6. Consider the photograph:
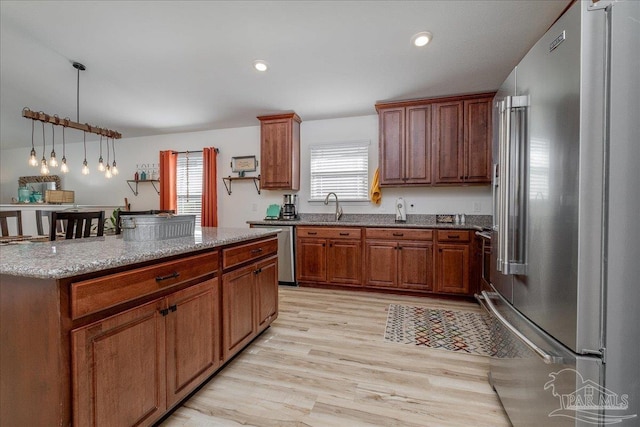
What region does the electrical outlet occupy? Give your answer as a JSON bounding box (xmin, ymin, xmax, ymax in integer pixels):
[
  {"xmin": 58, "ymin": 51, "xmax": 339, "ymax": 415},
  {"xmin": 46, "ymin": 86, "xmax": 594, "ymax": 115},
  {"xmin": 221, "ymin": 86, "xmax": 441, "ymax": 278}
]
[
  {"xmin": 473, "ymin": 202, "xmax": 481, "ymax": 213},
  {"xmin": 409, "ymin": 203, "xmax": 415, "ymax": 212}
]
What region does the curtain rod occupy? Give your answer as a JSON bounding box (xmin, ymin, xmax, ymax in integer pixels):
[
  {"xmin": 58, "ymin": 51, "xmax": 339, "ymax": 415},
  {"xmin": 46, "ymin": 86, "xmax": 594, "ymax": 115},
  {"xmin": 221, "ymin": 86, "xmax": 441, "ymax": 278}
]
[{"xmin": 175, "ymin": 148, "xmax": 219, "ymax": 154}]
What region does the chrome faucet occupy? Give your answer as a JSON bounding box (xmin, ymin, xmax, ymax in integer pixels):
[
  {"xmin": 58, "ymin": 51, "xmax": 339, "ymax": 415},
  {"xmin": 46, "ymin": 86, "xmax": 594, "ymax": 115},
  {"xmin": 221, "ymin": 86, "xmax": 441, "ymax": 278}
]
[{"xmin": 324, "ymin": 192, "xmax": 343, "ymax": 221}]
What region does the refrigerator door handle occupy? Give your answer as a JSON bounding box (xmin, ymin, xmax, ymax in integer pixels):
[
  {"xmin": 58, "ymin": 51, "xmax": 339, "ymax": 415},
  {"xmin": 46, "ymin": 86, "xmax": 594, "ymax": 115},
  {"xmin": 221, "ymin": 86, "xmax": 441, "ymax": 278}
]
[
  {"xmin": 499, "ymin": 95, "xmax": 528, "ymax": 275},
  {"xmin": 481, "ymin": 291, "xmax": 564, "ymax": 364}
]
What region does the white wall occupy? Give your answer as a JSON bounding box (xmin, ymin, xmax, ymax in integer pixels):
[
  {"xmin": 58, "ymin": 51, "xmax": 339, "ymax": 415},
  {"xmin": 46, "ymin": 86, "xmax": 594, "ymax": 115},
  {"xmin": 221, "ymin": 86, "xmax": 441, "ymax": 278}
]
[{"xmin": 0, "ymin": 115, "xmax": 491, "ymax": 227}]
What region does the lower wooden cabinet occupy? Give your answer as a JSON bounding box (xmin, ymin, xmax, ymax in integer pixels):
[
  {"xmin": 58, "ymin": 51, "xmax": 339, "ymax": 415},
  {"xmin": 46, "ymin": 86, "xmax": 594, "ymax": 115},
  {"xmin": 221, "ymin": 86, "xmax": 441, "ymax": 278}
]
[
  {"xmin": 222, "ymin": 255, "xmax": 278, "ymax": 360},
  {"xmin": 296, "ymin": 227, "xmax": 362, "ymax": 286},
  {"xmin": 72, "ymin": 279, "xmax": 219, "ymax": 426},
  {"xmin": 435, "ymin": 230, "xmax": 471, "ymax": 295},
  {"xmin": 364, "ymin": 228, "xmax": 433, "ymax": 291}
]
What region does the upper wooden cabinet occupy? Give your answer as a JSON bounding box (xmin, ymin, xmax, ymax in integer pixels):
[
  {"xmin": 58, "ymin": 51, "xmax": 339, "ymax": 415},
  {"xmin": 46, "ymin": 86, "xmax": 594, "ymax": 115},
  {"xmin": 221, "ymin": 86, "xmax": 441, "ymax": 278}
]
[
  {"xmin": 378, "ymin": 105, "xmax": 432, "ymax": 185},
  {"xmin": 376, "ymin": 93, "xmax": 494, "ymax": 186},
  {"xmin": 258, "ymin": 112, "xmax": 301, "ymax": 190}
]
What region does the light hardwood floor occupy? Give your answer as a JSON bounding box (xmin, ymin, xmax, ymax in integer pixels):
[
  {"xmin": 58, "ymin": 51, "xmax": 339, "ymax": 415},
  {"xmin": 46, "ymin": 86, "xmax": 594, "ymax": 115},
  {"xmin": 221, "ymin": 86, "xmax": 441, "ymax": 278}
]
[{"xmin": 159, "ymin": 287, "xmax": 510, "ymax": 427}]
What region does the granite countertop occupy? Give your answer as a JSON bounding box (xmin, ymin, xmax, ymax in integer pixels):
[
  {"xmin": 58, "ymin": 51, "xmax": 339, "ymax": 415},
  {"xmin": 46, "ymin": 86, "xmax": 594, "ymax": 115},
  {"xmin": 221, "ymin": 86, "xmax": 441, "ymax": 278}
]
[
  {"xmin": 248, "ymin": 213, "xmax": 492, "ymax": 230},
  {"xmin": 0, "ymin": 227, "xmax": 279, "ymax": 280}
]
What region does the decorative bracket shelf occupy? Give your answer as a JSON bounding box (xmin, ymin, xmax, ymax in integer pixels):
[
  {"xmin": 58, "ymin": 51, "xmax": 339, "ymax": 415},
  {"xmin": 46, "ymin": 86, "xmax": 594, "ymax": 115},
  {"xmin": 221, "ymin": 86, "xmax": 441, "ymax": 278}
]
[
  {"xmin": 126, "ymin": 179, "xmax": 160, "ymax": 196},
  {"xmin": 222, "ymin": 176, "xmax": 261, "ymax": 195}
]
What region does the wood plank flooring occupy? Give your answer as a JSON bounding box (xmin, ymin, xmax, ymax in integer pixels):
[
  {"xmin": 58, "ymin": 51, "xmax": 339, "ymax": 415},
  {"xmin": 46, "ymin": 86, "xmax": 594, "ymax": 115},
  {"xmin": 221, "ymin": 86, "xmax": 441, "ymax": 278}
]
[{"xmin": 159, "ymin": 287, "xmax": 510, "ymax": 426}]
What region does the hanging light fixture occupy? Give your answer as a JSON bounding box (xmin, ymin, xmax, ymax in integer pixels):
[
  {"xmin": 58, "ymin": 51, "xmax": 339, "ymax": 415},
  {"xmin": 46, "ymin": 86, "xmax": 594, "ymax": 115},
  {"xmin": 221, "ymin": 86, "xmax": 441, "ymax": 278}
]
[
  {"xmin": 81, "ymin": 131, "xmax": 90, "ymax": 175},
  {"xmin": 60, "ymin": 122, "xmax": 69, "ymax": 173},
  {"xmin": 49, "ymin": 123, "xmax": 59, "ymax": 168},
  {"xmin": 28, "ymin": 119, "xmax": 38, "ymax": 166},
  {"xmin": 22, "ymin": 61, "xmax": 122, "ymax": 175},
  {"xmin": 97, "ymin": 135, "xmax": 105, "ymax": 171},
  {"xmin": 104, "ymin": 136, "xmax": 112, "ymax": 178},
  {"xmin": 111, "ymin": 137, "xmax": 119, "ymax": 175}
]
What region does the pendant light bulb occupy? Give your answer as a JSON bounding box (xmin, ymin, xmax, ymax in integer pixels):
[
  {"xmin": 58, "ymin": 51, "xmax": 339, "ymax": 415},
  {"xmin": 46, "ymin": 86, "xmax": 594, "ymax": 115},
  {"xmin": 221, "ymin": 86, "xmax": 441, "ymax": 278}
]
[
  {"xmin": 28, "ymin": 119, "xmax": 38, "ymax": 166},
  {"xmin": 40, "ymin": 157, "xmax": 49, "ymax": 175},
  {"xmin": 105, "ymin": 164, "xmax": 112, "ymax": 179},
  {"xmin": 111, "ymin": 161, "xmax": 119, "ymax": 176},
  {"xmin": 60, "ymin": 157, "xmax": 69, "ymax": 173},
  {"xmin": 29, "ymin": 148, "xmax": 38, "ymax": 166},
  {"xmin": 49, "ymin": 150, "xmax": 58, "ymax": 168},
  {"xmin": 82, "ymin": 159, "xmax": 90, "ymax": 175},
  {"xmin": 98, "ymin": 157, "xmax": 105, "ymax": 172},
  {"xmin": 49, "ymin": 123, "xmax": 58, "ymax": 167}
]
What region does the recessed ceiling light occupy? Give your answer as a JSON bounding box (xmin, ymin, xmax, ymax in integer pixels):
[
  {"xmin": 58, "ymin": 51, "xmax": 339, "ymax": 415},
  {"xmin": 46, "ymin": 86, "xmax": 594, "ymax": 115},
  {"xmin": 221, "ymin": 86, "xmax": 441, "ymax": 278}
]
[
  {"xmin": 411, "ymin": 31, "xmax": 433, "ymax": 47},
  {"xmin": 253, "ymin": 60, "xmax": 269, "ymax": 72}
]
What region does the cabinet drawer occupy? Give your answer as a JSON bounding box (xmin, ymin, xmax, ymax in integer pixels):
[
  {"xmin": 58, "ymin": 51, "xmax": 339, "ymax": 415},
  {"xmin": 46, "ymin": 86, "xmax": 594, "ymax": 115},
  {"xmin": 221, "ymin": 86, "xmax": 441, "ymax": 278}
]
[
  {"xmin": 365, "ymin": 228, "xmax": 433, "ymax": 241},
  {"xmin": 71, "ymin": 251, "xmax": 218, "ymax": 319},
  {"xmin": 437, "ymin": 230, "xmax": 470, "ymax": 242},
  {"xmin": 223, "ymin": 237, "xmax": 277, "ymax": 270},
  {"xmin": 297, "ymin": 227, "xmax": 361, "ymax": 239}
]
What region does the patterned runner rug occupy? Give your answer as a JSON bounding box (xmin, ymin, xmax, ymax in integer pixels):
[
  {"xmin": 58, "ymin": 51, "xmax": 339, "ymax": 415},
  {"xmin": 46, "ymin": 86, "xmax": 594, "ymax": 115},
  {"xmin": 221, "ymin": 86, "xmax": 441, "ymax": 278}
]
[{"xmin": 384, "ymin": 304, "xmax": 492, "ymax": 356}]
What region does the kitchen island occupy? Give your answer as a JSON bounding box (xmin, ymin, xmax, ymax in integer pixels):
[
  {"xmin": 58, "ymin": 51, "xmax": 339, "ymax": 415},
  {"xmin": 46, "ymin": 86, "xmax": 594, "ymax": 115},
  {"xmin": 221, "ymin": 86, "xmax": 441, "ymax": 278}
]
[{"xmin": 0, "ymin": 227, "xmax": 280, "ymax": 427}]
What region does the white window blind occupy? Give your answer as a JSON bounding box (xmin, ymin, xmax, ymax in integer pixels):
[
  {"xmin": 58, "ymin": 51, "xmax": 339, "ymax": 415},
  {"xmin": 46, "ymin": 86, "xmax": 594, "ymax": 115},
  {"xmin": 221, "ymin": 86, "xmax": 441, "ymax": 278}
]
[
  {"xmin": 176, "ymin": 152, "xmax": 203, "ymax": 226},
  {"xmin": 310, "ymin": 141, "xmax": 369, "ymax": 201}
]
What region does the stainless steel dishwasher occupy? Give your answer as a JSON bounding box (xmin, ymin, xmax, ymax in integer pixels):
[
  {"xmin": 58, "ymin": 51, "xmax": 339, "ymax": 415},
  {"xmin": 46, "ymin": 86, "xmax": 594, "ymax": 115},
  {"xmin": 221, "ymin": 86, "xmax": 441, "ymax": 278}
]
[{"xmin": 250, "ymin": 225, "xmax": 296, "ymax": 285}]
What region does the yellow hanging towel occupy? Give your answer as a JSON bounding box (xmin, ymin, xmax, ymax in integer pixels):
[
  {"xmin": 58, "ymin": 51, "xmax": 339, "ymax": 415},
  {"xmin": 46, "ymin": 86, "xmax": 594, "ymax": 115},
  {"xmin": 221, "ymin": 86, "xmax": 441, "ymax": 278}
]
[{"xmin": 370, "ymin": 168, "xmax": 382, "ymax": 204}]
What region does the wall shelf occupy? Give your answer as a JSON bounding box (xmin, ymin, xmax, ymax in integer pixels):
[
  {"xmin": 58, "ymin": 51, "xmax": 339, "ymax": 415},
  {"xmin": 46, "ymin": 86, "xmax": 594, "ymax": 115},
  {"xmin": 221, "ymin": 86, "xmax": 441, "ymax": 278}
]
[
  {"xmin": 222, "ymin": 176, "xmax": 261, "ymax": 195},
  {"xmin": 126, "ymin": 180, "xmax": 160, "ymax": 196}
]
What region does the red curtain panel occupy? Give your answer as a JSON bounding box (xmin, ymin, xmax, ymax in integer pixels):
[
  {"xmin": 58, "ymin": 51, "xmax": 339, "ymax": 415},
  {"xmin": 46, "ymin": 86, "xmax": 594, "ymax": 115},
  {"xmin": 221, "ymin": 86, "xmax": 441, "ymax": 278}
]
[
  {"xmin": 159, "ymin": 150, "xmax": 178, "ymax": 211},
  {"xmin": 201, "ymin": 147, "xmax": 218, "ymax": 227}
]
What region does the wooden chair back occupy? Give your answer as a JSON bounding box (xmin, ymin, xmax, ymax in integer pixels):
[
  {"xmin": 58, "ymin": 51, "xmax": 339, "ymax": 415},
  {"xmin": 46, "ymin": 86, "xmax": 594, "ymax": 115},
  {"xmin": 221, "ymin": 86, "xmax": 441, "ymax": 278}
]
[
  {"xmin": 0, "ymin": 210, "xmax": 23, "ymax": 236},
  {"xmin": 50, "ymin": 211, "xmax": 105, "ymax": 241},
  {"xmin": 35, "ymin": 210, "xmax": 64, "ymax": 236}
]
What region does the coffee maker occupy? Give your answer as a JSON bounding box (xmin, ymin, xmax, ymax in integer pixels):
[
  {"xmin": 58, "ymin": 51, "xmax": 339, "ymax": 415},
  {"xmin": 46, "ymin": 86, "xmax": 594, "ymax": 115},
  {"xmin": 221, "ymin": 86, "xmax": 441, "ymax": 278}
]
[{"xmin": 281, "ymin": 194, "xmax": 298, "ymax": 220}]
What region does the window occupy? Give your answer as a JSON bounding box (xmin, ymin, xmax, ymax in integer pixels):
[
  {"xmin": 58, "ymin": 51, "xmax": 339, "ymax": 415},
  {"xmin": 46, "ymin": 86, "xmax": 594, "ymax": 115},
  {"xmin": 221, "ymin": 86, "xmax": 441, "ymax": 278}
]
[
  {"xmin": 176, "ymin": 152, "xmax": 203, "ymax": 226},
  {"xmin": 309, "ymin": 141, "xmax": 369, "ymax": 201}
]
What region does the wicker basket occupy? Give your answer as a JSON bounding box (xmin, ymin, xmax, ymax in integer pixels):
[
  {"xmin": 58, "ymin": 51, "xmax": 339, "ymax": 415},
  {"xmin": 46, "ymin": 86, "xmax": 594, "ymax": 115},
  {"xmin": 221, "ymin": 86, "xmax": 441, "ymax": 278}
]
[
  {"xmin": 120, "ymin": 214, "xmax": 195, "ymax": 241},
  {"xmin": 45, "ymin": 190, "xmax": 75, "ymax": 204}
]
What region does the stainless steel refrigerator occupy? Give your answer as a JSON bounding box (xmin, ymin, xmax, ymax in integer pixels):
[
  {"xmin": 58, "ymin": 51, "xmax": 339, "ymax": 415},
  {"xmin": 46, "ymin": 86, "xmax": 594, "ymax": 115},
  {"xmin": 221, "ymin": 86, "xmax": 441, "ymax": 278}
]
[{"xmin": 477, "ymin": 1, "xmax": 639, "ymax": 425}]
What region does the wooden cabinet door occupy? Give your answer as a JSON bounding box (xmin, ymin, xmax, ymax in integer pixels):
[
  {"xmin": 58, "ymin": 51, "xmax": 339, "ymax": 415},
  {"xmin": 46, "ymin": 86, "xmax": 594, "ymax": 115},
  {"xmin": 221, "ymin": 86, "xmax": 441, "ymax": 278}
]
[
  {"xmin": 398, "ymin": 242, "xmax": 434, "ymax": 291},
  {"xmin": 165, "ymin": 279, "xmax": 220, "ymax": 407},
  {"xmin": 436, "ymin": 243, "xmax": 470, "ymax": 294},
  {"xmin": 433, "ymin": 101, "xmax": 464, "ymax": 184},
  {"xmin": 296, "ymin": 238, "xmax": 327, "ymax": 282},
  {"xmin": 365, "ymin": 240, "xmax": 398, "ymax": 288},
  {"xmin": 464, "ymin": 98, "xmax": 492, "ymax": 183},
  {"xmin": 405, "ymin": 105, "xmax": 432, "ymax": 184},
  {"xmin": 256, "ymin": 256, "xmax": 278, "ymax": 332},
  {"xmin": 327, "ymin": 239, "xmax": 362, "ymax": 285},
  {"xmin": 379, "ymin": 107, "xmax": 405, "ymax": 185},
  {"xmin": 222, "ymin": 264, "xmax": 256, "ymax": 360},
  {"xmin": 261, "ymin": 119, "xmax": 291, "ymax": 189},
  {"xmin": 72, "ymin": 299, "xmax": 166, "ymax": 427}
]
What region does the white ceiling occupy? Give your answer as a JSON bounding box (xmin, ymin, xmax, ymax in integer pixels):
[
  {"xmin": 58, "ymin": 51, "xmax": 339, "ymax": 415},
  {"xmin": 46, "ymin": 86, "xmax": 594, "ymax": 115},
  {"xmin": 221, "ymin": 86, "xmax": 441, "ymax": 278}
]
[{"xmin": 0, "ymin": 0, "xmax": 570, "ymax": 149}]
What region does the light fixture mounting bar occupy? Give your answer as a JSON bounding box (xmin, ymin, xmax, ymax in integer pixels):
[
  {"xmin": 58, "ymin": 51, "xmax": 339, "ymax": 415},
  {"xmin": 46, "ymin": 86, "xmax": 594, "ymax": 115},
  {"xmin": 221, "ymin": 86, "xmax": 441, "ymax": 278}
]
[{"xmin": 22, "ymin": 108, "xmax": 122, "ymax": 139}]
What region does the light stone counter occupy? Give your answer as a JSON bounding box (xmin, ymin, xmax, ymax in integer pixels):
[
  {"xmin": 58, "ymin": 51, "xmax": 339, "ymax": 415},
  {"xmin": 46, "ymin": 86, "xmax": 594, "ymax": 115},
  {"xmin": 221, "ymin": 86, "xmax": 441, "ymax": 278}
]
[
  {"xmin": 248, "ymin": 213, "xmax": 492, "ymax": 230},
  {"xmin": 0, "ymin": 227, "xmax": 279, "ymax": 279}
]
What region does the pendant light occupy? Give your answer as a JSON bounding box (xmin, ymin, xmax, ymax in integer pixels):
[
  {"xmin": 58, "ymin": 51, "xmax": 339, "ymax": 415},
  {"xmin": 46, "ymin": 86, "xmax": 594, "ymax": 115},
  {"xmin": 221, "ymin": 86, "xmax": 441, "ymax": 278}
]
[
  {"xmin": 60, "ymin": 124, "xmax": 69, "ymax": 173},
  {"xmin": 49, "ymin": 123, "xmax": 59, "ymax": 168},
  {"xmin": 104, "ymin": 136, "xmax": 112, "ymax": 178},
  {"xmin": 28, "ymin": 119, "xmax": 38, "ymax": 166},
  {"xmin": 97, "ymin": 135, "xmax": 105, "ymax": 171},
  {"xmin": 111, "ymin": 137, "xmax": 119, "ymax": 175},
  {"xmin": 40, "ymin": 122, "xmax": 49, "ymax": 175},
  {"xmin": 81, "ymin": 131, "xmax": 89, "ymax": 175}
]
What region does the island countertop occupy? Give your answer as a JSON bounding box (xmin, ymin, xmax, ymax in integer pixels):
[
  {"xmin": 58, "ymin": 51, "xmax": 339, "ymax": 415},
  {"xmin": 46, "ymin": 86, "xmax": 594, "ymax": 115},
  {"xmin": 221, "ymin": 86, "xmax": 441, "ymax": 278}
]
[{"xmin": 0, "ymin": 227, "xmax": 280, "ymax": 280}]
